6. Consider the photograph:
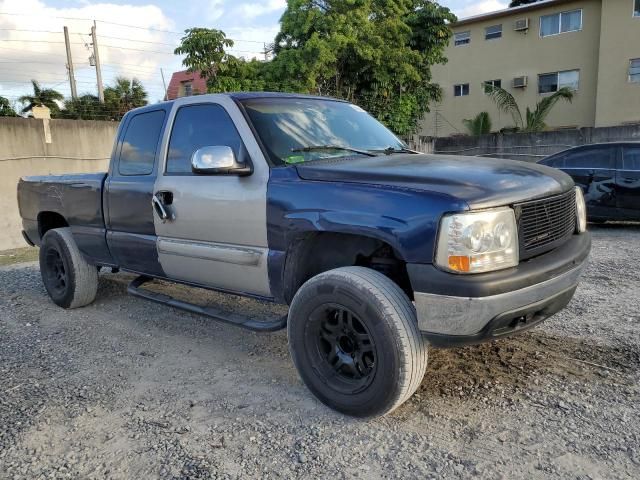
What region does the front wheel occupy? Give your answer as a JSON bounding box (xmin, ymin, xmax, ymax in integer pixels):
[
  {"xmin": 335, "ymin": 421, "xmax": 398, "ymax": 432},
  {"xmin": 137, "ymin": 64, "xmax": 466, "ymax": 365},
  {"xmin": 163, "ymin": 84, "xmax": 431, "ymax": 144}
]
[
  {"xmin": 39, "ymin": 227, "xmax": 98, "ymax": 309},
  {"xmin": 287, "ymin": 267, "xmax": 428, "ymax": 417}
]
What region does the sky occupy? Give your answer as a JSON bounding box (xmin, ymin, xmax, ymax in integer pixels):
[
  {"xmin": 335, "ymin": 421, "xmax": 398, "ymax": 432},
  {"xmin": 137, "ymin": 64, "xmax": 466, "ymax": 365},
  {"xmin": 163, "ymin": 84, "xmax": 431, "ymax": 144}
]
[{"xmin": 0, "ymin": 0, "xmax": 508, "ymax": 107}]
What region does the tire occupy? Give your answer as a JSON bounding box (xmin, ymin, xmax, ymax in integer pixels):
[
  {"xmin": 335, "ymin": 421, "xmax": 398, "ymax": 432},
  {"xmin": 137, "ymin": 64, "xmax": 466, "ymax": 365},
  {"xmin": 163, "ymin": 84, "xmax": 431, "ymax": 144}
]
[
  {"xmin": 39, "ymin": 227, "xmax": 98, "ymax": 309},
  {"xmin": 287, "ymin": 266, "xmax": 427, "ymax": 417}
]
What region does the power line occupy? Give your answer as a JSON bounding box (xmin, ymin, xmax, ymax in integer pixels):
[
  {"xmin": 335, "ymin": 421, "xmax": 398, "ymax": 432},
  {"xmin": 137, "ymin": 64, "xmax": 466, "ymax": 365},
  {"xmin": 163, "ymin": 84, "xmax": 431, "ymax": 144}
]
[{"xmin": 0, "ymin": 19, "xmax": 272, "ymax": 44}]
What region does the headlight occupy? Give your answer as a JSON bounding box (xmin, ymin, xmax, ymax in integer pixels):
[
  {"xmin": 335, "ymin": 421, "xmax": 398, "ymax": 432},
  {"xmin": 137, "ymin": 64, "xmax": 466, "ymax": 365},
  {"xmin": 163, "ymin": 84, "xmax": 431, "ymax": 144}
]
[
  {"xmin": 575, "ymin": 186, "xmax": 587, "ymax": 233},
  {"xmin": 435, "ymin": 207, "xmax": 519, "ymax": 274}
]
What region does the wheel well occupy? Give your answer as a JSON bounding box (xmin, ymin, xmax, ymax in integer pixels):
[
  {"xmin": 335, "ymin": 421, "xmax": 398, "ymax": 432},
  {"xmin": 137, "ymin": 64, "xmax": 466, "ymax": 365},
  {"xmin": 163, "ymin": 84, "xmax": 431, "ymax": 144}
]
[
  {"xmin": 283, "ymin": 232, "xmax": 412, "ymax": 304},
  {"xmin": 37, "ymin": 212, "xmax": 69, "ymax": 239}
]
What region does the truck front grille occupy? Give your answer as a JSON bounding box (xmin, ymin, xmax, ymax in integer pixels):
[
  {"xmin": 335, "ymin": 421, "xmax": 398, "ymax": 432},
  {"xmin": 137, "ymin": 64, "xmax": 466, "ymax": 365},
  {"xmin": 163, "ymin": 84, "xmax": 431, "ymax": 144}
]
[{"xmin": 516, "ymin": 189, "xmax": 576, "ymax": 260}]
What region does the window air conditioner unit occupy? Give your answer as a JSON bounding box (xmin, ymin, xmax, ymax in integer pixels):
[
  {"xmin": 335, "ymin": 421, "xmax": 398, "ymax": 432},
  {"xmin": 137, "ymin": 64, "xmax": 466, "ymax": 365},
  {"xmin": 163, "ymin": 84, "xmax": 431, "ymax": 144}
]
[
  {"xmin": 512, "ymin": 76, "xmax": 528, "ymax": 88},
  {"xmin": 514, "ymin": 18, "xmax": 529, "ymax": 31}
]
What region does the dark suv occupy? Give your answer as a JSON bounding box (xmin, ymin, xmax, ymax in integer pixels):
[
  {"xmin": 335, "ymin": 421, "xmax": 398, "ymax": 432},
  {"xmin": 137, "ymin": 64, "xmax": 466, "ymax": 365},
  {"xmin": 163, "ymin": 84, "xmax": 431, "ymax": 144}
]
[{"xmin": 539, "ymin": 142, "xmax": 640, "ymax": 222}]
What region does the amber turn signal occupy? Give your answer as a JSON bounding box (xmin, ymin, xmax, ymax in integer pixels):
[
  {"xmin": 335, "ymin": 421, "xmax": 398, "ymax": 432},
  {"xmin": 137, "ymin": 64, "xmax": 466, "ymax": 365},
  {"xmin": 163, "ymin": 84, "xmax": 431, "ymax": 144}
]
[{"xmin": 448, "ymin": 255, "xmax": 471, "ymax": 272}]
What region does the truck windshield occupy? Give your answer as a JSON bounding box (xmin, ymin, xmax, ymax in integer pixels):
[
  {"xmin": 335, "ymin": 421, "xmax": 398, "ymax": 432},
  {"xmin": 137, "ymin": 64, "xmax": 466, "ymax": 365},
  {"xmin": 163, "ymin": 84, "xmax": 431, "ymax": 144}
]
[{"xmin": 240, "ymin": 97, "xmax": 406, "ymax": 165}]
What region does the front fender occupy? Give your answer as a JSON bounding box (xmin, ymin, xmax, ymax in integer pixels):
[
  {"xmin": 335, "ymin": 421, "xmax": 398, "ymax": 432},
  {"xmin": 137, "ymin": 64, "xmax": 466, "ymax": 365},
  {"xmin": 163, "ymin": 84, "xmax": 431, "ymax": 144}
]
[{"xmin": 266, "ymin": 167, "xmax": 468, "ymax": 264}]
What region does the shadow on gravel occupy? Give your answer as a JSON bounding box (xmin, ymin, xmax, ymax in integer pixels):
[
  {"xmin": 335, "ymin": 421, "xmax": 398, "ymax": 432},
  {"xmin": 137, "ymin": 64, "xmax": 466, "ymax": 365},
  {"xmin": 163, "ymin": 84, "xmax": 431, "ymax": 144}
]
[{"xmin": 421, "ymin": 330, "xmax": 638, "ymax": 400}]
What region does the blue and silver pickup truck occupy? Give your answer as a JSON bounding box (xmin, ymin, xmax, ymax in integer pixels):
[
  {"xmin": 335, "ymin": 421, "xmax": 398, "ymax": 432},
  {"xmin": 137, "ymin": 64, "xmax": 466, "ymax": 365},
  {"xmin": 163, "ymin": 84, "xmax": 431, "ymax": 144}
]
[{"xmin": 18, "ymin": 93, "xmax": 591, "ymax": 417}]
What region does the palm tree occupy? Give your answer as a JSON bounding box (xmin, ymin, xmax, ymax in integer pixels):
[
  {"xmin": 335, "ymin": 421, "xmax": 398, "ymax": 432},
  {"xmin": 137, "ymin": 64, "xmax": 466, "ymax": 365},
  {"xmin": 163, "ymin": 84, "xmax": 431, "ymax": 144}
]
[
  {"xmin": 104, "ymin": 77, "xmax": 148, "ymax": 120},
  {"xmin": 18, "ymin": 80, "xmax": 63, "ymax": 115},
  {"xmin": 485, "ymin": 84, "xmax": 574, "ymax": 133},
  {"xmin": 61, "ymin": 94, "xmax": 108, "ymax": 120},
  {"xmin": 463, "ymin": 111, "xmax": 492, "ymax": 135}
]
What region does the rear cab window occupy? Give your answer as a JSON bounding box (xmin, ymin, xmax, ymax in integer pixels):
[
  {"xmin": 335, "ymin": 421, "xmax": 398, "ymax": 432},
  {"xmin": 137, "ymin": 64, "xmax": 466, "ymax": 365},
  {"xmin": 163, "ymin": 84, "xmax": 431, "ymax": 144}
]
[{"xmin": 118, "ymin": 110, "xmax": 166, "ymax": 176}]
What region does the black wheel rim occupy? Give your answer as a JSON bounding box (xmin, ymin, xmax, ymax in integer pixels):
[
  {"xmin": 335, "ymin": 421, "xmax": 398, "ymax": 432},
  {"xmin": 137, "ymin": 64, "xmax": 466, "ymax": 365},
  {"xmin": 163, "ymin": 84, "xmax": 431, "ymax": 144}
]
[
  {"xmin": 305, "ymin": 303, "xmax": 377, "ymax": 394},
  {"xmin": 44, "ymin": 247, "xmax": 67, "ymax": 295}
]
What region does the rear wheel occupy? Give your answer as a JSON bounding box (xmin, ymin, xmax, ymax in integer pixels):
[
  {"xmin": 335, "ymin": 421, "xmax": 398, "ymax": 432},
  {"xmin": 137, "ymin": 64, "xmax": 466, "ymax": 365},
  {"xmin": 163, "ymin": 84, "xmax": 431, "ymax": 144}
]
[
  {"xmin": 39, "ymin": 227, "xmax": 98, "ymax": 308},
  {"xmin": 287, "ymin": 267, "xmax": 427, "ymax": 417}
]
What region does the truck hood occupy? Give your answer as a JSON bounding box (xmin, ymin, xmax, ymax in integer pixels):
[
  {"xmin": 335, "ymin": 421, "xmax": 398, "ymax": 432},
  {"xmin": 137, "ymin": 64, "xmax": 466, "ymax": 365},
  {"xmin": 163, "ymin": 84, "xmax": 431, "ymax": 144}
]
[{"xmin": 295, "ymin": 153, "xmax": 574, "ymax": 209}]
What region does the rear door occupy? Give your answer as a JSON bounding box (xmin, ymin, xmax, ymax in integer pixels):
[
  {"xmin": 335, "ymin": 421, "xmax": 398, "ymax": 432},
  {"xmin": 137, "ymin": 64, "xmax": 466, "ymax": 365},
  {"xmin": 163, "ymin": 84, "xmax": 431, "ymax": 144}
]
[
  {"xmin": 152, "ymin": 96, "xmax": 272, "ymax": 297},
  {"xmin": 616, "ymin": 144, "xmax": 640, "ymax": 219},
  {"xmin": 105, "ymin": 108, "xmax": 167, "ymax": 275},
  {"xmin": 555, "ymin": 146, "xmax": 617, "ymax": 218}
]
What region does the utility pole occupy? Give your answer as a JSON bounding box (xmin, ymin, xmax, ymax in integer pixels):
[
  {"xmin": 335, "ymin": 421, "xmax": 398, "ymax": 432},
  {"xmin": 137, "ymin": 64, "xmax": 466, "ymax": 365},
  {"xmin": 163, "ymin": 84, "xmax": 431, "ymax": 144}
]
[
  {"xmin": 91, "ymin": 21, "xmax": 105, "ymax": 103},
  {"xmin": 160, "ymin": 68, "xmax": 168, "ymax": 101},
  {"xmin": 63, "ymin": 26, "xmax": 78, "ymax": 100}
]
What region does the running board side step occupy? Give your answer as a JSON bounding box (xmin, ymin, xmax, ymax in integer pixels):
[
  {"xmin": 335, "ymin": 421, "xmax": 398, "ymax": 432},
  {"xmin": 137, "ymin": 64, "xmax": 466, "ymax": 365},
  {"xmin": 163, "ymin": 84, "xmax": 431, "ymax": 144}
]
[{"xmin": 127, "ymin": 276, "xmax": 287, "ymax": 332}]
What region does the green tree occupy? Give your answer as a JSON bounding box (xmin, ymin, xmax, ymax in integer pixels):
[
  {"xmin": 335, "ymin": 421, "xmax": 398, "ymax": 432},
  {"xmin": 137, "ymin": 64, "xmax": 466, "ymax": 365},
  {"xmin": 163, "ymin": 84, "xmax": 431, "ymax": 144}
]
[
  {"xmin": 271, "ymin": 0, "xmax": 455, "ymax": 135},
  {"xmin": 485, "ymin": 85, "xmax": 574, "ymax": 132},
  {"xmin": 174, "ymin": 28, "xmax": 235, "ymax": 80},
  {"xmin": 172, "ymin": 1, "xmax": 456, "ymax": 136},
  {"xmin": 60, "ymin": 94, "xmax": 108, "ymax": 120},
  {"xmin": 0, "ymin": 95, "xmax": 17, "ymax": 117},
  {"xmin": 463, "ymin": 111, "xmax": 492, "ymax": 135},
  {"xmin": 104, "ymin": 77, "xmax": 148, "ymax": 120},
  {"xmin": 18, "ymin": 80, "xmax": 63, "ymax": 115},
  {"xmin": 509, "ymin": 0, "xmax": 540, "ymax": 6}
]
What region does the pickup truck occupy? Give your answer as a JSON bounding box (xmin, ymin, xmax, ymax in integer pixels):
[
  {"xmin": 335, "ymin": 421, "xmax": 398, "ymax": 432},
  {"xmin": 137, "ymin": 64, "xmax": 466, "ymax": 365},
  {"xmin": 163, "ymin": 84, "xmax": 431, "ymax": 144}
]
[{"xmin": 18, "ymin": 93, "xmax": 591, "ymax": 417}]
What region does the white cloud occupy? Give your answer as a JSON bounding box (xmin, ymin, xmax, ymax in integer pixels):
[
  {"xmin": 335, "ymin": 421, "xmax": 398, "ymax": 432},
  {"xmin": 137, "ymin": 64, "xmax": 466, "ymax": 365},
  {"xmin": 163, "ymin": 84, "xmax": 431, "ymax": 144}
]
[
  {"xmin": 0, "ymin": 0, "xmax": 182, "ymax": 104},
  {"xmin": 230, "ymin": 0, "xmax": 286, "ymax": 21},
  {"xmin": 205, "ymin": 0, "xmax": 226, "ymax": 23},
  {"xmin": 456, "ymin": 0, "xmax": 508, "ymax": 19}
]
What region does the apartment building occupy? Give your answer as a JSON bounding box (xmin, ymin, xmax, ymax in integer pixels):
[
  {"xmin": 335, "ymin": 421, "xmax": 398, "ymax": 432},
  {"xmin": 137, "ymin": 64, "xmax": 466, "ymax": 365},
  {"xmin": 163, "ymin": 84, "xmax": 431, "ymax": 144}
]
[{"xmin": 420, "ymin": 0, "xmax": 640, "ymax": 137}]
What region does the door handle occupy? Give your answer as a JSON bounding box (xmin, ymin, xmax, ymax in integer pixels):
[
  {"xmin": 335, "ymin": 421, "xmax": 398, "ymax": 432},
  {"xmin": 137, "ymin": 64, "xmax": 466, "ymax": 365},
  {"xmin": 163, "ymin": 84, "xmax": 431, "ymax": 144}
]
[{"xmin": 152, "ymin": 193, "xmax": 175, "ymax": 222}]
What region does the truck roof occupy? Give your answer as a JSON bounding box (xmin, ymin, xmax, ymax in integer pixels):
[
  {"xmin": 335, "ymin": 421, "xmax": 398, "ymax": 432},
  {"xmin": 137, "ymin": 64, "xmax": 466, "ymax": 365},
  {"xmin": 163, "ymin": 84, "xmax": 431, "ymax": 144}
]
[{"xmin": 125, "ymin": 92, "xmax": 347, "ymax": 118}]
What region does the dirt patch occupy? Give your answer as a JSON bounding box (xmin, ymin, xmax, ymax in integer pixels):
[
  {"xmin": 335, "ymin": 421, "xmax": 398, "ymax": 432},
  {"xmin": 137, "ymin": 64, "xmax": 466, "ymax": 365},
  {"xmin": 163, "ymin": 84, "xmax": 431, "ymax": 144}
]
[{"xmin": 0, "ymin": 246, "xmax": 39, "ymax": 267}]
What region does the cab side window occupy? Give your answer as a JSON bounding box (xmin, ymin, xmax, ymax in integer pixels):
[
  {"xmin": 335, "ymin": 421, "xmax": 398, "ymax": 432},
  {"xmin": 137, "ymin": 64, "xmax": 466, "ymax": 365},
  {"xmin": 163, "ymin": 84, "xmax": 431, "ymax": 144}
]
[
  {"xmin": 562, "ymin": 147, "xmax": 615, "ymax": 169},
  {"xmin": 622, "ymin": 146, "xmax": 640, "ymax": 171},
  {"xmin": 118, "ymin": 110, "xmax": 166, "ymax": 176},
  {"xmin": 166, "ymin": 104, "xmax": 247, "ymax": 174}
]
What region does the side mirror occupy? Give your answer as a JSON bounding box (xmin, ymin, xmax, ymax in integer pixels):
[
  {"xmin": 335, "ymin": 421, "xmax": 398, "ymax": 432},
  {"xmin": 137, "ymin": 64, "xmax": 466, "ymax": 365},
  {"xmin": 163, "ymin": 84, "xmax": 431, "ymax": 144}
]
[{"xmin": 191, "ymin": 146, "xmax": 252, "ymax": 176}]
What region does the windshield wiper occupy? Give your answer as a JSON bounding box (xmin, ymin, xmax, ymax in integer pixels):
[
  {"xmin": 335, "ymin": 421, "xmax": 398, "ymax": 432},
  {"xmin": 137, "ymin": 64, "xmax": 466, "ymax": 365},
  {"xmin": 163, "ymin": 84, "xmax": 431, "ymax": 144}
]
[
  {"xmin": 369, "ymin": 146, "xmax": 419, "ymax": 155},
  {"xmin": 291, "ymin": 145, "xmax": 377, "ymax": 157}
]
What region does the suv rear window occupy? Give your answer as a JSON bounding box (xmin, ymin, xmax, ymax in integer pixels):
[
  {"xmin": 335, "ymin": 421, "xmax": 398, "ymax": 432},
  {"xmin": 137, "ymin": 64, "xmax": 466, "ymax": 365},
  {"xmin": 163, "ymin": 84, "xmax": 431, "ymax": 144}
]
[
  {"xmin": 622, "ymin": 146, "xmax": 640, "ymax": 170},
  {"xmin": 553, "ymin": 147, "xmax": 615, "ymax": 169}
]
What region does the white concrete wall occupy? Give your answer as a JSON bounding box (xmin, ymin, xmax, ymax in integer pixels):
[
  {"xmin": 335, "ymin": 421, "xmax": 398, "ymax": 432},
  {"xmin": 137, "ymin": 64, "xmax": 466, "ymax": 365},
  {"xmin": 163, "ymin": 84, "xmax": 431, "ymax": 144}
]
[{"xmin": 0, "ymin": 118, "xmax": 118, "ymax": 250}]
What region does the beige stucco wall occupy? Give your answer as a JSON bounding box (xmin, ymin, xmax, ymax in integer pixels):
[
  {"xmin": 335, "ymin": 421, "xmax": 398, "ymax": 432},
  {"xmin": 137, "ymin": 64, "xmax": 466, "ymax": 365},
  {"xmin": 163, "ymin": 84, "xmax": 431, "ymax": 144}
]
[
  {"xmin": 0, "ymin": 118, "xmax": 117, "ymax": 251},
  {"xmin": 421, "ymin": 0, "xmax": 603, "ymax": 137},
  {"xmin": 594, "ymin": 0, "xmax": 640, "ymax": 126}
]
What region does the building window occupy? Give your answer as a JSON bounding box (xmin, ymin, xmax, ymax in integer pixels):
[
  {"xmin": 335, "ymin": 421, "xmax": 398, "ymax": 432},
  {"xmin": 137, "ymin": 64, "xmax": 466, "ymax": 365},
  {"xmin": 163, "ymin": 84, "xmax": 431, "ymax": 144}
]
[
  {"xmin": 538, "ymin": 70, "xmax": 580, "ymax": 94},
  {"xmin": 483, "ymin": 79, "xmax": 502, "ymax": 93},
  {"xmin": 454, "ymin": 84, "xmax": 470, "ymax": 97},
  {"xmin": 182, "ymin": 81, "xmax": 193, "ymax": 97},
  {"xmin": 635, "ymin": 0, "xmax": 640, "ymax": 17},
  {"xmin": 454, "ymin": 31, "xmax": 470, "ymax": 46},
  {"xmin": 630, "ymin": 59, "xmax": 640, "ymax": 83},
  {"xmin": 485, "ymin": 24, "xmax": 502, "ymax": 40},
  {"xmin": 540, "ymin": 9, "xmax": 582, "ymax": 37}
]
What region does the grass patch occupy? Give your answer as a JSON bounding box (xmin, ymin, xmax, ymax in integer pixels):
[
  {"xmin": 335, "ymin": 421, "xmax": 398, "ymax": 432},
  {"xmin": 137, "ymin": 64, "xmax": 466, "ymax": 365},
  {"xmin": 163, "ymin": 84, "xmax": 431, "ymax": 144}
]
[{"xmin": 0, "ymin": 247, "xmax": 39, "ymax": 266}]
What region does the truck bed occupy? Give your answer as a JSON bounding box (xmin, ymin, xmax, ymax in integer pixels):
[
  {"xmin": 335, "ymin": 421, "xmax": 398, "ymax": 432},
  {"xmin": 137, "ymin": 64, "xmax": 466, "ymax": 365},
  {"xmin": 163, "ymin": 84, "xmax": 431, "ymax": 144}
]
[{"xmin": 18, "ymin": 173, "xmax": 108, "ymax": 256}]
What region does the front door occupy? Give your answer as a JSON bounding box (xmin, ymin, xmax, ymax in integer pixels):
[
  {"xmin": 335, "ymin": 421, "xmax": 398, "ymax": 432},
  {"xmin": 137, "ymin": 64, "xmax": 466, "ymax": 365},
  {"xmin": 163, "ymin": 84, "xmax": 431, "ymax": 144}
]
[
  {"xmin": 616, "ymin": 144, "xmax": 640, "ymax": 220},
  {"xmin": 152, "ymin": 97, "xmax": 272, "ymax": 297}
]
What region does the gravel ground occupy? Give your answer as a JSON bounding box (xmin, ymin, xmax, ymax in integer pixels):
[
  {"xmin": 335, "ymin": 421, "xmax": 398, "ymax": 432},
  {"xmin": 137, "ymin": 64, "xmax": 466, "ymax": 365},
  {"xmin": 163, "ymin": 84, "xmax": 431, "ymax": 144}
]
[{"xmin": 1, "ymin": 225, "xmax": 639, "ymax": 479}]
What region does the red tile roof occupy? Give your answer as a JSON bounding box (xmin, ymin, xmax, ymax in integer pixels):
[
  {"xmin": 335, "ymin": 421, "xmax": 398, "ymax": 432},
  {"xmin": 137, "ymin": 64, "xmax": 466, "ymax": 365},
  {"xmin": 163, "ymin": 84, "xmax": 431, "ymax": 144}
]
[{"xmin": 166, "ymin": 70, "xmax": 208, "ymax": 100}]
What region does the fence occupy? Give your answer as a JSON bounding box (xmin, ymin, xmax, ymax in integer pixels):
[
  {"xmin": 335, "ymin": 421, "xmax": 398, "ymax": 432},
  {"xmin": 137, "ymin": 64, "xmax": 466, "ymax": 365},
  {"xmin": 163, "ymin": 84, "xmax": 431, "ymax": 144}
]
[
  {"xmin": 0, "ymin": 118, "xmax": 118, "ymax": 251},
  {"xmin": 406, "ymin": 124, "xmax": 640, "ymax": 162}
]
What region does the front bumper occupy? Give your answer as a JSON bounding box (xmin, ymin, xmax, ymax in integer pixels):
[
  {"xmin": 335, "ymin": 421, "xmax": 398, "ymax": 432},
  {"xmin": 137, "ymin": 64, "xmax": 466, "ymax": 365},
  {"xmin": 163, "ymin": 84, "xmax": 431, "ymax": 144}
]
[{"xmin": 409, "ymin": 232, "xmax": 591, "ymax": 347}]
